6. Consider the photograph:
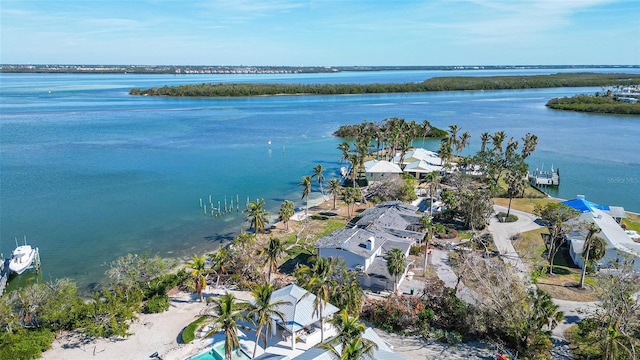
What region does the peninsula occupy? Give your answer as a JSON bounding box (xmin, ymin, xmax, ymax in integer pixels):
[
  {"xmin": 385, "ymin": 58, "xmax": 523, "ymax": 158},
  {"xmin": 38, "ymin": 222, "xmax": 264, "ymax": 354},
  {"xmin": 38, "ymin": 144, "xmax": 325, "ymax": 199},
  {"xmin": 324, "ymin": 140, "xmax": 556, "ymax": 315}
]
[{"xmin": 128, "ymin": 73, "xmax": 640, "ymax": 97}]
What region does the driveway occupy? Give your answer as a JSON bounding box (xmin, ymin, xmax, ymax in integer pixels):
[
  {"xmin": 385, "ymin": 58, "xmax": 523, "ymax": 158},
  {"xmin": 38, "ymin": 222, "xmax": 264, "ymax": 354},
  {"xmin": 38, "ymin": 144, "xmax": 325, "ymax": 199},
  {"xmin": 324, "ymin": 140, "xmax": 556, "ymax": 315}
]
[{"xmin": 489, "ymin": 205, "xmax": 542, "ymax": 275}]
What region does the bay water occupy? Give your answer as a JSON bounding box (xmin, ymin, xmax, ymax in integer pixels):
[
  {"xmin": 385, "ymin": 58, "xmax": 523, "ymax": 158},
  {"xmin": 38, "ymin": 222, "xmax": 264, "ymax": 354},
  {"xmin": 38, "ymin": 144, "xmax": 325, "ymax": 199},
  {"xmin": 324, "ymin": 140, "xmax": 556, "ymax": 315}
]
[{"xmin": 1, "ymin": 69, "xmax": 638, "ymax": 290}]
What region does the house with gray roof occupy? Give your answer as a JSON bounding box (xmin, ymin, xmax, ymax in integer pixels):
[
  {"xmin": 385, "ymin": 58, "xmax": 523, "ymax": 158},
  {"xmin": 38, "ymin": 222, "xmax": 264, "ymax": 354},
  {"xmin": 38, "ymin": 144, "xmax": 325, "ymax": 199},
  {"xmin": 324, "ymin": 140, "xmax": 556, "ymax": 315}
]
[{"xmin": 316, "ymin": 201, "xmax": 425, "ymax": 291}]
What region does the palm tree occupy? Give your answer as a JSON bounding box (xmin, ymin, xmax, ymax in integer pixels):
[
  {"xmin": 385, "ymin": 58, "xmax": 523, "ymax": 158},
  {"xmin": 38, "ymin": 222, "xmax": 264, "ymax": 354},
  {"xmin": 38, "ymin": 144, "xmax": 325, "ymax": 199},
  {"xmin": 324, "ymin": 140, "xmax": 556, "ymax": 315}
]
[
  {"xmin": 327, "ymin": 178, "xmax": 341, "ymax": 210},
  {"xmin": 347, "ymin": 153, "xmax": 359, "ymax": 188},
  {"xmin": 448, "ymin": 124, "xmax": 459, "ymax": 148},
  {"xmin": 303, "ymin": 257, "xmax": 338, "ymax": 342},
  {"xmin": 521, "ymin": 132, "xmax": 539, "ymax": 159},
  {"xmin": 203, "ymin": 293, "xmax": 248, "ymax": 360},
  {"xmin": 342, "ymin": 187, "xmax": 360, "ymax": 218},
  {"xmin": 438, "ymin": 137, "xmax": 453, "ymax": 170},
  {"xmin": 322, "ymin": 308, "xmax": 377, "ymax": 360},
  {"xmin": 312, "ymin": 164, "xmax": 326, "ymax": 200},
  {"xmin": 579, "ymin": 222, "xmax": 604, "ymax": 288},
  {"xmin": 186, "ymin": 254, "xmax": 207, "ymax": 301},
  {"xmin": 480, "ymin": 132, "xmax": 490, "ymax": 153},
  {"xmin": 421, "ymin": 120, "xmax": 432, "ymax": 147},
  {"xmin": 506, "ymin": 137, "xmax": 519, "ymax": 156},
  {"xmin": 456, "ymin": 131, "xmax": 471, "ymax": 155},
  {"xmin": 244, "ymin": 199, "xmax": 268, "ymax": 234},
  {"xmin": 385, "ymin": 248, "xmax": 407, "ymax": 293},
  {"xmin": 278, "ymin": 200, "xmax": 295, "ymax": 231},
  {"xmin": 338, "ymin": 142, "xmax": 350, "ymax": 164},
  {"xmin": 299, "ymin": 176, "xmax": 312, "ymax": 217},
  {"xmin": 492, "ymin": 131, "xmax": 506, "ymax": 153},
  {"xmin": 505, "ymin": 168, "xmax": 527, "ymax": 218},
  {"xmin": 248, "ymin": 283, "xmax": 290, "ymax": 358},
  {"xmin": 259, "ymin": 235, "xmax": 285, "ymax": 283},
  {"xmin": 210, "ymin": 247, "xmax": 230, "ymax": 289},
  {"xmin": 332, "ymin": 271, "xmax": 364, "ymax": 315}
]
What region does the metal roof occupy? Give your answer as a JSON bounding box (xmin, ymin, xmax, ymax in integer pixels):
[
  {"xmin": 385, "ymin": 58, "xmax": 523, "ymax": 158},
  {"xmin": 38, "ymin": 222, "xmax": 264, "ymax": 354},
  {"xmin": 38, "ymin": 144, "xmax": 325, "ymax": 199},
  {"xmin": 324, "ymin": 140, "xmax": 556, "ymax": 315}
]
[{"xmin": 270, "ymin": 284, "xmax": 339, "ymax": 333}]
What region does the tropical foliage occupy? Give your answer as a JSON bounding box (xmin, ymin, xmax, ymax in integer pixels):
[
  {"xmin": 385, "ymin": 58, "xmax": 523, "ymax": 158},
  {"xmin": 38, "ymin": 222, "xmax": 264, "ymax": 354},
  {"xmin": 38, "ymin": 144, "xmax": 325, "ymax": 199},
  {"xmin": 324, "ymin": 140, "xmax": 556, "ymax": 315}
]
[
  {"xmin": 203, "ymin": 293, "xmax": 249, "ymax": 360},
  {"xmin": 248, "ymin": 283, "xmax": 290, "ymax": 358},
  {"xmin": 547, "ymin": 93, "xmax": 640, "ymax": 115},
  {"xmin": 244, "ymin": 198, "xmax": 269, "ymax": 233}
]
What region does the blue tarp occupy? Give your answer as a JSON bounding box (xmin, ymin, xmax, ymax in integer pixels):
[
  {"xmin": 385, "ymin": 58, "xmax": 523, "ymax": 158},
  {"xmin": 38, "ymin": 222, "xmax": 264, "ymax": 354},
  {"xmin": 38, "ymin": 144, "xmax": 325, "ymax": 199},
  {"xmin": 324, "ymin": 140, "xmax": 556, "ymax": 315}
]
[{"xmin": 561, "ymin": 198, "xmax": 610, "ymax": 213}]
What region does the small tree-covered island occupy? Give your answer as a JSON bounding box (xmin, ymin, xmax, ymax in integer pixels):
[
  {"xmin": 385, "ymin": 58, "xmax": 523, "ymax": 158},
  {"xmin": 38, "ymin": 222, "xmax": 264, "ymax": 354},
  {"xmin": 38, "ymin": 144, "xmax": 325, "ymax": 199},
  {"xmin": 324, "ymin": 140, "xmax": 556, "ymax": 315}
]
[
  {"xmin": 129, "ymin": 73, "xmax": 640, "ymax": 97},
  {"xmin": 546, "ymin": 86, "xmax": 640, "ymax": 115}
]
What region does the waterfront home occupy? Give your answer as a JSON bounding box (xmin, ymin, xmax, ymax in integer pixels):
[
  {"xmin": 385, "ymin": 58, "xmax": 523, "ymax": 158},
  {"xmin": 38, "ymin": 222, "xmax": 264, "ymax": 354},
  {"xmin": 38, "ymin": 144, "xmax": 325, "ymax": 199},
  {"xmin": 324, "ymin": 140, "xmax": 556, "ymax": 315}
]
[
  {"xmin": 392, "ymin": 148, "xmax": 443, "ymax": 167},
  {"xmin": 363, "ymin": 160, "xmax": 403, "ymax": 182},
  {"xmin": 315, "ymin": 201, "xmax": 425, "ymax": 291},
  {"xmin": 403, "ymin": 159, "xmax": 443, "ymax": 179},
  {"xmin": 267, "ymin": 284, "xmax": 340, "ymax": 351},
  {"xmin": 562, "ymin": 196, "xmax": 640, "ymax": 272}
]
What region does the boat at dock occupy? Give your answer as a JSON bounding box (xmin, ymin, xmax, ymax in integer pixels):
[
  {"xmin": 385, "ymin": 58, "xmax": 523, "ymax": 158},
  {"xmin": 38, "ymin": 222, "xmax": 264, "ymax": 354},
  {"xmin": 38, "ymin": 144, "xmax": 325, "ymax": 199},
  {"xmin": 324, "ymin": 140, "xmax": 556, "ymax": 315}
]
[
  {"xmin": 8, "ymin": 237, "xmax": 40, "ymax": 275},
  {"xmin": 529, "ymin": 166, "xmax": 560, "ymax": 186}
]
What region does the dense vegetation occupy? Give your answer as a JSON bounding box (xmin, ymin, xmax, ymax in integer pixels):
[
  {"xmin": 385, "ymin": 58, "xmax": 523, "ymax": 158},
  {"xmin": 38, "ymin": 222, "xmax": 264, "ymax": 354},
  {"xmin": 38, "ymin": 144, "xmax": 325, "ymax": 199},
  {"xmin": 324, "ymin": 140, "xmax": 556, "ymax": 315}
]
[
  {"xmin": 0, "ymin": 254, "xmax": 186, "ymax": 359},
  {"xmin": 334, "ymin": 118, "xmax": 447, "ymax": 138},
  {"xmin": 546, "ymin": 94, "xmax": 640, "ymax": 115},
  {"xmin": 129, "ymin": 73, "xmax": 640, "ymax": 97}
]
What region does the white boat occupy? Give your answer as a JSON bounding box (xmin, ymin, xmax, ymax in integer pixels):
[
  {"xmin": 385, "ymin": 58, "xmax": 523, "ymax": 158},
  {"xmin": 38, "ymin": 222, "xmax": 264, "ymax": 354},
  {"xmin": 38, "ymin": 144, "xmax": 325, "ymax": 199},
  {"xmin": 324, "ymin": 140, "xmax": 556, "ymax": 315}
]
[{"xmin": 8, "ymin": 239, "xmax": 38, "ymax": 275}]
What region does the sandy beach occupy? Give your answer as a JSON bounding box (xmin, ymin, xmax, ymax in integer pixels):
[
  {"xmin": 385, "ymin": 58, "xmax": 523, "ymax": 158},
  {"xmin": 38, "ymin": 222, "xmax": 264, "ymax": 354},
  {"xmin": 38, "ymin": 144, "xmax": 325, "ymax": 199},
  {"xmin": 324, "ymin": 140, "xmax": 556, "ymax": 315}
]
[{"xmin": 41, "ymin": 286, "xmax": 497, "ymax": 360}]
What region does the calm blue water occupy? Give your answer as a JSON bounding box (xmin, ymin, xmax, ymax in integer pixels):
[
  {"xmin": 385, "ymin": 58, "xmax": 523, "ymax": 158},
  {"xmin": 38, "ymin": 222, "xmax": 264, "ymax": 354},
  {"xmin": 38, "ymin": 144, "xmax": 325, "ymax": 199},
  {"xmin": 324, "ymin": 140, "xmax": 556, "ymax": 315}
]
[{"xmin": 1, "ymin": 69, "xmax": 639, "ymax": 290}]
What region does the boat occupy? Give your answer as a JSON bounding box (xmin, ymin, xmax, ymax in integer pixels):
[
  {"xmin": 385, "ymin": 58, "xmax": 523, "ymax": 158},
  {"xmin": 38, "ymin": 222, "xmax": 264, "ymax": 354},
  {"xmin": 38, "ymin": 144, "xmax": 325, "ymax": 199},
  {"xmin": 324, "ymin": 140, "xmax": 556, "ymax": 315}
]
[{"xmin": 8, "ymin": 237, "xmax": 39, "ymax": 275}]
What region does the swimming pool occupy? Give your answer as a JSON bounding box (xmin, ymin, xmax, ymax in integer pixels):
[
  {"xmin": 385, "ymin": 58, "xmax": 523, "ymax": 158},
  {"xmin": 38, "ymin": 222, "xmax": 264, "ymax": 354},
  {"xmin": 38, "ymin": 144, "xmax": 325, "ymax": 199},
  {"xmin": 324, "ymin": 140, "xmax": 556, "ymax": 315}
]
[{"xmin": 188, "ymin": 342, "xmax": 252, "ymax": 360}]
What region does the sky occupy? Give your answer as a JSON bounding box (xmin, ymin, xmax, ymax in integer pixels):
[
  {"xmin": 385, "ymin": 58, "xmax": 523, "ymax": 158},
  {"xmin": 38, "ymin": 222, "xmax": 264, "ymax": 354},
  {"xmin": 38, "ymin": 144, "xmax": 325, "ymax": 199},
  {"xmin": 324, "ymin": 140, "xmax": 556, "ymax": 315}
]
[{"xmin": 1, "ymin": 0, "xmax": 639, "ymax": 66}]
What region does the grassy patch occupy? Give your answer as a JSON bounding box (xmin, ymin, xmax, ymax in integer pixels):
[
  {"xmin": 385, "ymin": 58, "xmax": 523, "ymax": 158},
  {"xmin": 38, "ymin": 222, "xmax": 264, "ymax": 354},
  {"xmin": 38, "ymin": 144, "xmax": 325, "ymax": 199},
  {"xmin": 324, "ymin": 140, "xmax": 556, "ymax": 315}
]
[
  {"xmin": 181, "ymin": 316, "xmax": 207, "ymax": 344},
  {"xmin": 492, "ymin": 197, "xmax": 560, "ymax": 214},
  {"xmin": 622, "ymin": 212, "xmax": 640, "ymax": 232},
  {"xmin": 512, "ymin": 228, "xmax": 548, "ymax": 269}
]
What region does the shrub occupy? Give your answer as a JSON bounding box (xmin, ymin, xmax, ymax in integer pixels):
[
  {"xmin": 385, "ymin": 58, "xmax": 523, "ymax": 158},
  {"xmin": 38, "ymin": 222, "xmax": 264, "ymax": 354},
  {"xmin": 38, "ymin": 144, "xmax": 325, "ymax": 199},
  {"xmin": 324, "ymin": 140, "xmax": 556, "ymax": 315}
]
[
  {"xmin": 497, "ymin": 212, "xmax": 518, "ymax": 223},
  {"xmin": 143, "ymin": 294, "xmax": 170, "ymax": 314},
  {"xmin": 410, "ymin": 245, "xmax": 421, "ymax": 256},
  {"xmin": 181, "ymin": 316, "xmax": 207, "ymax": 344},
  {"xmin": 0, "ymin": 328, "xmax": 54, "ymax": 360}
]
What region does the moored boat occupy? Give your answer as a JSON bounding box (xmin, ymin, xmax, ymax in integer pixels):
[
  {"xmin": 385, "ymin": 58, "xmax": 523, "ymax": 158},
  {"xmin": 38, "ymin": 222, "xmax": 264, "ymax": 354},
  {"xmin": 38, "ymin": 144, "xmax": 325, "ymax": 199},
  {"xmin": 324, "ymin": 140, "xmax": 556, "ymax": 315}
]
[{"xmin": 8, "ymin": 238, "xmax": 39, "ymax": 275}]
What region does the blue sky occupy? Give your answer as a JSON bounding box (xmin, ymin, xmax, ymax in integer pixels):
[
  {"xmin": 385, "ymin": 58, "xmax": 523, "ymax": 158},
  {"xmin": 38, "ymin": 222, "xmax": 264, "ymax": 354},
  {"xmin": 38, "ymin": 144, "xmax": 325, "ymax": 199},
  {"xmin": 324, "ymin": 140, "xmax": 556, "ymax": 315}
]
[{"xmin": 1, "ymin": 0, "xmax": 638, "ymax": 66}]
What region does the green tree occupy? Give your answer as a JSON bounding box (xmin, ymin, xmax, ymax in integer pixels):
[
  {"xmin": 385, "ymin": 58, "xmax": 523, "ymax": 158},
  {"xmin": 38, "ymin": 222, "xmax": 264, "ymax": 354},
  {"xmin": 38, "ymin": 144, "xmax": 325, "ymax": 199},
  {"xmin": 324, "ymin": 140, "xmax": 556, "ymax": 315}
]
[
  {"xmin": 579, "ymin": 222, "xmax": 602, "ymax": 289},
  {"xmin": 259, "ymin": 235, "xmax": 285, "ymax": 283},
  {"xmin": 533, "ymin": 203, "xmax": 580, "ymax": 275},
  {"xmin": 203, "ymin": 293, "xmax": 249, "ymax": 360},
  {"xmin": 322, "ymin": 309, "xmax": 377, "ymax": 360},
  {"xmin": 385, "ymin": 248, "xmax": 407, "ymax": 293},
  {"xmin": 244, "ymin": 198, "xmax": 269, "ymax": 234},
  {"xmin": 480, "ymin": 132, "xmax": 490, "ymax": 153},
  {"xmin": 248, "ymin": 283, "xmax": 290, "ymax": 358},
  {"xmin": 331, "ymin": 270, "xmax": 364, "ymax": 315},
  {"xmin": 186, "ymin": 254, "xmax": 207, "ymax": 301},
  {"xmin": 302, "ymin": 257, "xmax": 338, "ymax": 342},
  {"xmin": 312, "ymin": 164, "xmax": 326, "ymax": 200},
  {"xmin": 505, "ymin": 166, "xmax": 528, "ymax": 218},
  {"xmin": 342, "ymin": 187, "xmax": 361, "ymax": 218},
  {"xmin": 278, "ymin": 200, "xmax": 295, "ymax": 231},
  {"xmin": 299, "ymin": 175, "xmax": 312, "ymax": 217},
  {"xmin": 210, "ymin": 247, "xmax": 230, "ymax": 289},
  {"xmin": 492, "ymin": 131, "xmax": 506, "ymax": 153},
  {"xmin": 521, "ymin": 132, "xmax": 539, "ymax": 159},
  {"xmin": 327, "ymin": 178, "xmax": 342, "ymax": 210}
]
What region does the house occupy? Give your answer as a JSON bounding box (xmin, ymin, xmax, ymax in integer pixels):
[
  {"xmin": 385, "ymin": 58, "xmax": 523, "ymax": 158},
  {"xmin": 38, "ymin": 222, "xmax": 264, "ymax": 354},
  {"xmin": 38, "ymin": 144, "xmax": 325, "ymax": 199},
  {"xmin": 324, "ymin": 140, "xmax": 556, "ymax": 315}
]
[
  {"xmin": 363, "ymin": 160, "xmax": 403, "ymax": 182},
  {"xmin": 267, "ymin": 283, "xmax": 340, "ymax": 351},
  {"xmin": 403, "ymin": 160, "xmax": 443, "ymax": 179},
  {"xmin": 562, "ymin": 195, "xmax": 640, "ymax": 272},
  {"xmin": 315, "ymin": 201, "xmax": 426, "ymax": 291},
  {"xmin": 392, "ymin": 148, "xmax": 442, "ymax": 167}
]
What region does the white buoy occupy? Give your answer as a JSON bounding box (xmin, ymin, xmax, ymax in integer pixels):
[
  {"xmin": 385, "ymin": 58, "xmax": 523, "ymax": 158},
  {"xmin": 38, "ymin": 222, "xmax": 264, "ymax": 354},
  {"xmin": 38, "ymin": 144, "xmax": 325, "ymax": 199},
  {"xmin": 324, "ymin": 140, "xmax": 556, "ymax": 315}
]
[{"xmin": 268, "ymin": 140, "xmax": 272, "ymax": 149}]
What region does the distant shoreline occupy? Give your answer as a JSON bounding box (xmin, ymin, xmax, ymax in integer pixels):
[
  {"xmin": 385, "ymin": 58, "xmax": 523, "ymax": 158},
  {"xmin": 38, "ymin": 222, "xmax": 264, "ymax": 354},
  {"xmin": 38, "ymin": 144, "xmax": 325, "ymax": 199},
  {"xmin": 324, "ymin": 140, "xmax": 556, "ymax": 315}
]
[{"xmin": 2, "ymin": 64, "xmax": 639, "ymax": 74}]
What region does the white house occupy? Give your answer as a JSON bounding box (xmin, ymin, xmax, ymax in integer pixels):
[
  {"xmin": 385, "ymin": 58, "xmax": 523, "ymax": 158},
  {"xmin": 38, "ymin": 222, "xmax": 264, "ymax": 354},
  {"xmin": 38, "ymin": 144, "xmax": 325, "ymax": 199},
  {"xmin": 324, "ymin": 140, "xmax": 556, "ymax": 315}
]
[
  {"xmin": 315, "ymin": 201, "xmax": 425, "ymax": 291},
  {"xmin": 403, "ymin": 160, "xmax": 443, "ymax": 179},
  {"xmin": 363, "ymin": 160, "xmax": 403, "ymax": 182},
  {"xmin": 562, "ymin": 196, "xmax": 640, "ymax": 272},
  {"xmin": 392, "ymin": 147, "xmax": 443, "ymax": 167}
]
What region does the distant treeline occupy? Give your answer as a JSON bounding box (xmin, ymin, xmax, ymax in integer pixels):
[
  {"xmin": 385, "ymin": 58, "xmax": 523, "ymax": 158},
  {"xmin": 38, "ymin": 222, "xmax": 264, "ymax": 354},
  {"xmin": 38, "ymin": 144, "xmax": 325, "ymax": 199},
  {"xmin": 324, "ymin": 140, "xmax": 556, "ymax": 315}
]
[
  {"xmin": 546, "ymin": 94, "xmax": 640, "ymax": 115},
  {"xmin": 129, "ymin": 73, "xmax": 640, "ymax": 97}
]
